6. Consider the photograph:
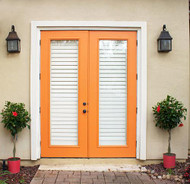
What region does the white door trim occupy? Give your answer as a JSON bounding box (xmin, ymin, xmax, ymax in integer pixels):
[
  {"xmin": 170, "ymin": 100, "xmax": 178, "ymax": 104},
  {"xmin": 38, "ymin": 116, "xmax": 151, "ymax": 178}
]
[{"xmin": 30, "ymin": 21, "xmax": 147, "ymax": 160}]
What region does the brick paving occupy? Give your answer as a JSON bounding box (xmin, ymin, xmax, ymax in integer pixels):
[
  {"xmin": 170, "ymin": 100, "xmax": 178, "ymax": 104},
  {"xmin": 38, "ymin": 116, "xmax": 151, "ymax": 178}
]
[{"xmin": 30, "ymin": 170, "xmax": 178, "ymax": 184}]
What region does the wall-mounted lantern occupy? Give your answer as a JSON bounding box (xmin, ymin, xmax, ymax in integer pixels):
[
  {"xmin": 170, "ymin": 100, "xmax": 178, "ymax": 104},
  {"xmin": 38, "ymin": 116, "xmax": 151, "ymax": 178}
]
[
  {"xmin": 157, "ymin": 25, "xmax": 172, "ymax": 52},
  {"xmin": 6, "ymin": 25, "xmax": 21, "ymax": 53}
]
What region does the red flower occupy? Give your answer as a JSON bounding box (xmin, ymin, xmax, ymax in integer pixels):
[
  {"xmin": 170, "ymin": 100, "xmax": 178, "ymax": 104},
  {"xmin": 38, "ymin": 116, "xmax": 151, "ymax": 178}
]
[
  {"xmin": 12, "ymin": 112, "xmax": 18, "ymax": 117},
  {"xmin": 178, "ymin": 123, "xmax": 184, "ymax": 127},
  {"xmin": 157, "ymin": 105, "xmax": 160, "ymax": 113}
]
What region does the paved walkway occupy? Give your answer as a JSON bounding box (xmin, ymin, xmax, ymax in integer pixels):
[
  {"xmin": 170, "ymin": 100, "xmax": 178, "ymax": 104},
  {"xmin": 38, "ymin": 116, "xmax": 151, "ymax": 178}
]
[{"xmin": 31, "ymin": 170, "xmax": 178, "ymax": 184}]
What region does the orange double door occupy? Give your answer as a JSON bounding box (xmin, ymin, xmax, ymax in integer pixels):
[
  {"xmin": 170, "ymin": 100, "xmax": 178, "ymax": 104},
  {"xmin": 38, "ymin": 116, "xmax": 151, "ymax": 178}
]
[{"xmin": 41, "ymin": 31, "xmax": 137, "ymax": 158}]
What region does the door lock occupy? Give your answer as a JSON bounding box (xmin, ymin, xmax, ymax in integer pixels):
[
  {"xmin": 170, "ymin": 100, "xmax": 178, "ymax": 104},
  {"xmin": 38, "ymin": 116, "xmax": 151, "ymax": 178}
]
[{"xmin": 83, "ymin": 102, "xmax": 86, "ymax": 106}]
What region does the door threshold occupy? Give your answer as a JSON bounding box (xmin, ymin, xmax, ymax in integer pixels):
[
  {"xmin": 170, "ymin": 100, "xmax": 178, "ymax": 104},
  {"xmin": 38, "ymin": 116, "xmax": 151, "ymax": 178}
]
[
  {"xmin": 39, "ymin": 158, "xmax": 163, "ymax": 166},
  {"xmin": 39, "ymin": 163, "xmax": 141, "ymax": 172}
]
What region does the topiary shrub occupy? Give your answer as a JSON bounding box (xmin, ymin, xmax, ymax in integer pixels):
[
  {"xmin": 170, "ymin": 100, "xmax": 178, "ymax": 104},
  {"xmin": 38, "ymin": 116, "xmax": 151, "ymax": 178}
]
[
  {"xmin": 0, "ymin": 101, "xmax": 30, "ymax": 158},
  {"xmin": 152, "ymin": 95, "xmax": 187, "ymax": 154}
]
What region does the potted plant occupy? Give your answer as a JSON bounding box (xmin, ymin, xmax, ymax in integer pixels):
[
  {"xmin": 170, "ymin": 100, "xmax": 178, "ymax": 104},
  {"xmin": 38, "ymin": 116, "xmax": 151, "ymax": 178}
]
[
  {"xmin": 152, "ymin": 95, "xmax": 187, "ymax": 168},
  {"xmin": 0, "ymin": 101, "xmax": 30, "ymax": 173}
]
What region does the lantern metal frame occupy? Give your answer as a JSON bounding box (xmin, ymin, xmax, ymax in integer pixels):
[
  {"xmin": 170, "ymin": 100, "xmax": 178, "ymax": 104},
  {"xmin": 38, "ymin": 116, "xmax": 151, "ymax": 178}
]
[
  {"xmin": 157, "ymin": 25, "xmax": 172, "ymax": 52},
  {"xmin": 6, "ymin": 25, "xmax": 21, "ymax": 53}
]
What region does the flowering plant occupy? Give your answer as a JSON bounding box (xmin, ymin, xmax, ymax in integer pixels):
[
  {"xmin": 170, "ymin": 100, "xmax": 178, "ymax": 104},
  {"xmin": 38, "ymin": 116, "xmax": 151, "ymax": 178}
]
[
  {"xmin": 183, "ymin": 165, "xmax": 190, "ymax": 182},
  {"xmin": 152, "ymin": 95, "xmax": 187, "ymax": 154},
  {"xmin": 0, "ymin": 101, "xmax": 30, "ymax": 158}
]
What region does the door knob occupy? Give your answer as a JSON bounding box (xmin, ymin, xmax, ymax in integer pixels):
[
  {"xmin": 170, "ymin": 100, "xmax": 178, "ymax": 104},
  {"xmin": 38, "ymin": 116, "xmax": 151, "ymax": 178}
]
[
  {"xmin": 83, "ymin": 102, "xmax": 86, "ymax": 106},
  {"xmin": 83, "ymin": 109, "xmax": 86, "ymax": 113}
]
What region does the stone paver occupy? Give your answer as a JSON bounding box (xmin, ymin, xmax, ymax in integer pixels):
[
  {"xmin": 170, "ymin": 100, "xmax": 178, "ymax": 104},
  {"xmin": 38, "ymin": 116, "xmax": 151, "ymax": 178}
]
[{"xmin": 31, "ymin": 170, "xmax": 178, "ymax": 184}]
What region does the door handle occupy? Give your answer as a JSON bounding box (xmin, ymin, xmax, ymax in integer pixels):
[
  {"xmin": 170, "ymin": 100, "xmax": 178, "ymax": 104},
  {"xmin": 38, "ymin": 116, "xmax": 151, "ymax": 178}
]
[{"xmin": 83, "ymin": 109, "xmax": 87, "ymax": 113}]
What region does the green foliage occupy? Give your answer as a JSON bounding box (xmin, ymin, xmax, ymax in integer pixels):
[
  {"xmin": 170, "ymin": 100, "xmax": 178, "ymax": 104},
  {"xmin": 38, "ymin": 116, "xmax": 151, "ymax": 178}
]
[
  {"xmin": 0, "ymin": 180, "xmax": 7, "ymax": 184},
  {"xmin": 152, "ymin": 95, "xmax": 187, "ymax": 154},
  {"xmin": 0, "ymin": 171, "xmax": 10, "ymax": 176},
  {"xmin": 0, "ymin": 101, "xmax": 31, "ymax": 157},
  {"xmin": 167, "ymin": 168, "xmax": 174, "ymax": 175},
  {"xmin": 152, "ymin": 95, "xmax": 187, "ymax": 131},
  {"xmin": 0, "ymin": 101, "xmax": 30, "ymax": 137},
  {"xmin": 19, "ymin": 178, "xmax": 25, "ymax": 184},
  {"xmin": 0, "ymin": 171, "xmax": 9, "ymax": 184}
]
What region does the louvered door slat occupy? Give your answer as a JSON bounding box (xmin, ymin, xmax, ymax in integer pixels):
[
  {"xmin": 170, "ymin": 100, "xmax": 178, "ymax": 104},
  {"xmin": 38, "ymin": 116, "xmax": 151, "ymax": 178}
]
[
  {"xmin": 50, "ymin": 40, "xmax": 78, "ymax": 146},
  {"xmin": 99, "ymin": 40, "xmax": 127, "ymax": 146}
]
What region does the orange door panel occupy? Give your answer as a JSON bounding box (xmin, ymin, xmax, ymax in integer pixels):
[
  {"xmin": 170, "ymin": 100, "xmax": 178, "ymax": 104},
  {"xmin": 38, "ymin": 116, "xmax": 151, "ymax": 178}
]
[
  {"xmin": 41, "ymin": 31, "xmax": 88, "ymax": 157},
  {"xmin": 41, "ymin": 30, "xmax": 137, "ymax": 158},
  {"xmin": 88, "ymin": 31, "xmax": 137, "ymax": 157}
]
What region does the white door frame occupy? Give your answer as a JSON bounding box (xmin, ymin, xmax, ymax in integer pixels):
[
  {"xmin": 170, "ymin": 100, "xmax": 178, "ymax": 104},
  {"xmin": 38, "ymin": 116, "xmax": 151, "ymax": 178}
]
[{"xmin": 30, "ymin": 21, "xmax": 147, "ymax": 160}]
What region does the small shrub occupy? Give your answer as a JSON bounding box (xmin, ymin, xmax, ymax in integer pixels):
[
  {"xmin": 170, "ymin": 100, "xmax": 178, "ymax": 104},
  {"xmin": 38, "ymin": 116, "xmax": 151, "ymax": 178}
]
[
  {"xmin": 152, "ymin": 95, "xmax": 187, "ymax": 154},
  {"xmin": 1, "ymin": 101, "xmax": 31, "ymax": 157}
]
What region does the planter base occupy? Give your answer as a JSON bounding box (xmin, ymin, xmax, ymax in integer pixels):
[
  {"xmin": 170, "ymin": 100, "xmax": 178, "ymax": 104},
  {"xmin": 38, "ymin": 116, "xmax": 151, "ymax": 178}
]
[
  {"xmin": 8, "ymin": 157, "xmax": 20, "ymax": 173},
  {"xmin": 163, "ymin": 153, "xmax": 176, "ymax": 169}
]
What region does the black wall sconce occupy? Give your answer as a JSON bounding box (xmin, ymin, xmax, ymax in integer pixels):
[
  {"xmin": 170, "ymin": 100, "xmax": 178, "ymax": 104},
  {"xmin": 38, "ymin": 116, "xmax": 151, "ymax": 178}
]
[
  {"xmin": 157, "ymin": 25, "xmax": 172, "ymax": 52},
  {"xmin": 6, "ymin": 25, "xmax": 21, "ymax": 53}
]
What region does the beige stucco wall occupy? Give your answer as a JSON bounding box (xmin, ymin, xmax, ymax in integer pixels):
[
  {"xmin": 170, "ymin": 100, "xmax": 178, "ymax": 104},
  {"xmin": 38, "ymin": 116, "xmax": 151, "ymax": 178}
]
[{"xmin": 0, "ymin": 0, "xmax": 189, "ymax": 160}]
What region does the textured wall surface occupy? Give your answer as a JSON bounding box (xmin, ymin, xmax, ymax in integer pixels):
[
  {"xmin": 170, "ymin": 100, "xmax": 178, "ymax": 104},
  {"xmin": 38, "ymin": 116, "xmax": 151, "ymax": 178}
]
[{"xmin": 0, "ymin": 0, "xmax": 189, "ymax": 159}]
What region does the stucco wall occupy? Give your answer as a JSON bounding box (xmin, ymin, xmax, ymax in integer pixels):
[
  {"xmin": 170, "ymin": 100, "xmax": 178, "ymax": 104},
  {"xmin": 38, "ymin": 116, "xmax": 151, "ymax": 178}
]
[{"xmin": 0, "ymin": 0, "xmax": 189, "ymax": 160}]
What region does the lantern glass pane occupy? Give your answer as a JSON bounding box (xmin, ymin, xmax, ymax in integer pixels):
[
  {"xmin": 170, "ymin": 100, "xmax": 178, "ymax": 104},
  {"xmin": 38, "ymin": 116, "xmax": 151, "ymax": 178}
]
[
  {"xmin": 160, "ymin": 40, "xmax": 171, "ymax": 51},
  {"xmin": 7, "ymin": 40, "xmax": 18, "ymax": 52}
]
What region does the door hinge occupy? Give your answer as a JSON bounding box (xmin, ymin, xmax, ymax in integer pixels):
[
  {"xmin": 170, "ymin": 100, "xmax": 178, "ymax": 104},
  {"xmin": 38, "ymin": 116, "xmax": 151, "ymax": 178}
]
[
  {"xmin": 136, "ymin": 40, "xmax": 138, "ymax": 46},
  {"xmin": 39, "ymin": 73, "xmax": 41, "ymax": 80},
  {"xmin": 136, "ymin": 107, "xmax": 138, "ymax": 114},
  {"xmin": 136, "ymin": 74, "xmax": 138, "ymax": 80},
  {"xmin": 39, "ymin": 40, "xmax": 41, "ymax": 45},
  {"xmin": 39, "ymin": 107, "xmax": 41, "ymax": 113}
]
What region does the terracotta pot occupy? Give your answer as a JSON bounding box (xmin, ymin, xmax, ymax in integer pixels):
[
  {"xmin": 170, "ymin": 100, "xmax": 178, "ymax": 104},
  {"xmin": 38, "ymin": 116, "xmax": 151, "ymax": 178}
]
[
  {"xmin": 163, "ymin": 153, "xmax": 176, "ymax": 168},
  {"xmin": 7, "ymin": 157, "xmax": 20, "ymax": 173}
]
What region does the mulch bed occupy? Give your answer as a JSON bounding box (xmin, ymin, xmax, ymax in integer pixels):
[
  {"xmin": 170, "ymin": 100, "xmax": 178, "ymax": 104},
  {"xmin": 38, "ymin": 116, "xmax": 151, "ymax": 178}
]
[
  {"xmin": 0, "ymin": 165, "xmax": 39, "ymax": 184},
  {"xmin": 141, "ymin": 155, "xmax": 190, "ymax": 183}
]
